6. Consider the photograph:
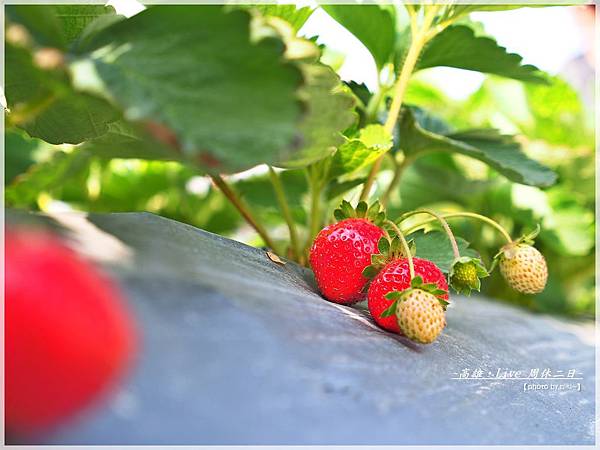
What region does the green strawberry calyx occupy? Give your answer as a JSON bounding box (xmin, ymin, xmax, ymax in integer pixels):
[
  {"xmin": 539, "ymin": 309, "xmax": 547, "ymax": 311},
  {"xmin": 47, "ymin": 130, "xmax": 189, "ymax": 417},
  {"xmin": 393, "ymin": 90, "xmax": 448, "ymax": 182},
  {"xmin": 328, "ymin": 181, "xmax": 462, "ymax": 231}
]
[
  {"xmin": 361, "ymin": 232, "xmax": 416, "ymax": 280},
  {"xmin": 449, "ymin": 256, "xmax": 489, "ymax": 296},
  {"xmin": 513, "ymin": 223, "xmax": 541, "ymax": 246},
  {"xmin": 333, "ymin": 199, "xmax": 386, "ymax": 226},
  {"xmin": 379, "ymin": 276, "xmax": 449, "ymax": 318},
  {"xmin": 490, "ymin": 224, "xmax": 540, "ymax": 271}
]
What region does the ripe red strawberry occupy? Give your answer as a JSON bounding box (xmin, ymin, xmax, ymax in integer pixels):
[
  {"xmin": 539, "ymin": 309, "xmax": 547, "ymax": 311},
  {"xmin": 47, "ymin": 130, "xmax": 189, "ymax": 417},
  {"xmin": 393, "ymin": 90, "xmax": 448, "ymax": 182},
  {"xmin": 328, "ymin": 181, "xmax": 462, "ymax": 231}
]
[
  {"xmin": 5, "ymin": 228, "xmax": 136, "ymax": 434},
  {"xmin": 310, "ymin": 201, "xmax": 385, "ymax": 304},
  {"xmin": 368, "ymin": 257, "xmax": 448, "ymax": 333}
]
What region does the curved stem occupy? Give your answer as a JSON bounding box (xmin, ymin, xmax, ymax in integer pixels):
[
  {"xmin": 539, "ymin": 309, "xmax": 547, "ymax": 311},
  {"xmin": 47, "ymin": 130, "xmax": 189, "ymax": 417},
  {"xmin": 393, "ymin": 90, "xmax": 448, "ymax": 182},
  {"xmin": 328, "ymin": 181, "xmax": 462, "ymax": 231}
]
[
  {"xmin": 409, "ymin": 209, "xmax": 460, "ymax": 259},
  {"xmin": 359, "ymin": 6, "xmax": 439, "ymax": 202},
  {"xmin": 400, "ymin": 211, "xmax": 513, "ymax": 244},
  {"xmin": 385, "ymin": 219, "xmax": 415, "ymax": 280},
  {"xmin": 381, "ymin": 227, "xmax": 392, "ymax": 243},
  {"xmin": 268, "ymin": 166, "xmax": 300, "ymax": 261},
  {"xmin": 210, "ymin": 174, "xmax": 278, "ymax": 251}
]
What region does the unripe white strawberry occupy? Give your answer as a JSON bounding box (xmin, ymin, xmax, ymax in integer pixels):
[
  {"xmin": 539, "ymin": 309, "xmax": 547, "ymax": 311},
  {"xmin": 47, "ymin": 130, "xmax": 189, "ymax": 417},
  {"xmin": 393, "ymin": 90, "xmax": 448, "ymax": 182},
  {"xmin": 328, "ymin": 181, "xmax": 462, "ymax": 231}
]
[
  {"xmin": 395, "ymin": 288, "xmax": 446, "ymax": 344},
  {"xmin": 499, "ymin": 243, "xmax": 548, "ymax": 294}
]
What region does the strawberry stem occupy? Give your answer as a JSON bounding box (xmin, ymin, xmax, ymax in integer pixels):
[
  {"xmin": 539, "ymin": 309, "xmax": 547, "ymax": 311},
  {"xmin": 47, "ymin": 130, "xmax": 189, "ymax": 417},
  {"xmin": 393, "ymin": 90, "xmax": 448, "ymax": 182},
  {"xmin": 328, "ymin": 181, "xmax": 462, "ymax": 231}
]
[
  {"xmin": 210, "ymin": 173, "xmax": 278, "ymax": 252},
  {"xmin": 305, "ymin": 165, "xmax": 323, "ymax": 258},
  {"xmin": 385, "ymin": 219, "xmax": 415, "ymax": 279},
  {"xmin": 359, "ymin": 5, "xmax": 440, "ymax": 202},
  {"xmin": 400, "ymin": 209, "xmax": 460, "ymax": 259},
  {"xmin": 268, "ymin": 166, "xmax": 301, "ymax": 263},
  {"xmin": 401, "ymin": 211, "xmax": 513, "ymax": 244}
]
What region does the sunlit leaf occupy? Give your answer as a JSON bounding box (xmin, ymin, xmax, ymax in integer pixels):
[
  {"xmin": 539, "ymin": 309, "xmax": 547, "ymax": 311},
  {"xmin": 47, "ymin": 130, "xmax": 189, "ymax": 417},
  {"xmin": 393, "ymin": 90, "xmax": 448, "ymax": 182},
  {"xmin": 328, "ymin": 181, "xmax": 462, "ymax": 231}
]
[
  {"xmin": 7, "ymin": 4, "xmax": 115, "ymax": 48},
  {"xmin": 329, "ymin": 124, "xmax": 392, "ymax": 179},
  {"xmin": 251, "ymin": 4, "xmax": 314, "ymax": 32},
  {"xmin": 281, "ymin": 63, "xmax": 356, "ymax": 168},
  {"xmin": 398, "ymin": 107, "xmax": 557, "ymax": 187},
  {"xmin": 6, "ymin": 149, "xmax": 92, "ymax": 207},
  {"xmin": 416, "ymin": 25, "xmax": 548, "ymax": 83},
  {"xmin": 322, "ymin": 4, "xmax": 395, "ymax": 70},
  {"xmin": 6, "ymin": 43, "xmax": 120, "ymax": 144},
  {"xmin": 72, "ymin": 6, "xmax": 304, "ymax": 173}
]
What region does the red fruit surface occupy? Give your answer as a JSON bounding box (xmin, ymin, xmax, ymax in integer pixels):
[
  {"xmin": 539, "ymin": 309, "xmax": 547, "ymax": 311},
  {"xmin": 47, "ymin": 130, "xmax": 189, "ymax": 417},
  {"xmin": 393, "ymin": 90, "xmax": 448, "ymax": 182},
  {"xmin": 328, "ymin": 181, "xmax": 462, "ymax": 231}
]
[
  {"xmin": 310, "ymin": 218, "xmax": 384, "ymax": 304},
  {"xmin": 368, "ymin": 257, "xmax": 449, "ymax": 333},
  {"xmin": 5, "ymin": 229, "xmax": 136, "ymax": 434}
]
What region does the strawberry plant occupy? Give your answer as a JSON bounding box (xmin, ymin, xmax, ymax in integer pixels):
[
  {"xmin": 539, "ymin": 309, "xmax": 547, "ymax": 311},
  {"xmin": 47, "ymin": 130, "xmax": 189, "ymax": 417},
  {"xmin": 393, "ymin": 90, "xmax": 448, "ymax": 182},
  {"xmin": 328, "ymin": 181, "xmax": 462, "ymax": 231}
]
[{"xmin": 5, "ymin": 3, "xmax": 593, "ymax": 321}]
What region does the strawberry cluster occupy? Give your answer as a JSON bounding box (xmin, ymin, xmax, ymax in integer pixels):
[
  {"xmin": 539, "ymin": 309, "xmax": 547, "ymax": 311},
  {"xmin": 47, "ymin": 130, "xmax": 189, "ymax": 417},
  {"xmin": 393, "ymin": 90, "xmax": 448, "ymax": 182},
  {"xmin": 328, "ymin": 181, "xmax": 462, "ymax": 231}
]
[{"xmin": 310, "ymin": 201, "xmax": 548, "ymax": 345}]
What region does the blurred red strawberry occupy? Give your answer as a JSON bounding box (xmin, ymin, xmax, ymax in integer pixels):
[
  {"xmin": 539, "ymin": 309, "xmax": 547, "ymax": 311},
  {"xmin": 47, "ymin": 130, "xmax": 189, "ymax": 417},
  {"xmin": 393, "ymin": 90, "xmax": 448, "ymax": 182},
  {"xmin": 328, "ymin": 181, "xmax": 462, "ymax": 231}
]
[{"xmin": 5, "ymin": 228, "xmax": 136, "ymax": 434}]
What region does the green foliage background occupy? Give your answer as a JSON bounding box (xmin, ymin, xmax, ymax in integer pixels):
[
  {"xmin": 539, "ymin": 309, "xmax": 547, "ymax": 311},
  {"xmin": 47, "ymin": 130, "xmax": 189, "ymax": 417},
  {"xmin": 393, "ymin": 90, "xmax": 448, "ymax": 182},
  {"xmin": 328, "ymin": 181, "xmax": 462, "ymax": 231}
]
[{"xmin": 4, "ymin": 4, "xmax": 594, "ymax": 318}]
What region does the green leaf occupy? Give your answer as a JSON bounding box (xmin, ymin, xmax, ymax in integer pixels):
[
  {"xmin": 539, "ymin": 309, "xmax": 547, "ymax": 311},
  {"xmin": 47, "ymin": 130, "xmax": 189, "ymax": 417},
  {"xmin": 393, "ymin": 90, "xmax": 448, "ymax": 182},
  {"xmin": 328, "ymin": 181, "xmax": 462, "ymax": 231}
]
[
  {"xmin": 406, "ymin": 106, "xmax": 453, "ymax": 135},
  {"xmin": 359, "ymin": 124, "xmax": 394, "ymax": 150},
  {"xmin": 55, "ymin": 5, "xmax": 117, "ymax": 45},
  {"xmin": 251, "ymin": 4, "xmax": 314, "ymax": 32},
  {"xmin": 6, "ymin": 149, "xmax": 93, "ymax": 207},
  {"xmin": 5, "ymin": 43, "xmax": 53, "ymax": 106},
  {"xmin": 7, "ymin": 5, "xmax": 66, "ymax": 49},
  {"xmin": 7, "ymin": 5, "xmax": 115, "ymax": 48},
  {"xmin": 21, "ymin": 93, "xmax": 120, "ymax": 145},
  {"xmin": 5, "ymin": 43, "xmax": 120, "ymax": 144},
  {"xmin": 409, "ymin": 229, "xmax": 478, "ymax": 273},
  {"xmin": 416, "ymin": 25, "xmax": 547, "ymax": 83},
  {"xmin": 524, "ymin": 76, "xmax": 592, "ymax": 147},
  {"xmin": 442, "ymin": 75, "xmax": 592, "ymax": 148},
  {"xmin": 395, "ymin": 153, "xmax": 492, "ymax": 210},
  {"xmin": 502, "ymin": 184, "xmax": 595, "ymax": 257},
  {"xmin": 282, "ymin": 63, "xmax": 356, "ymax": 168},
  {"xmin": 444, "ymin": 5, "xmax": 544, "ymax": 20},
  {"xmin": 541, "ymin": 207, "xmax": 594, "ymax": 256},
  {"xmin": 398, "ymin": 107, "xmax": 557, "ymax": 188},
  {"xmin": 71, "ymin": 11, "xmax": 125, "ymax": 54},
  {"xmin": 345, "ymin": 81, "xmax": 372, "ymax": 107},
  {"xmin": 329, "ymin": 124, "xmax": 392, "ymax": 179},
  {"xmin": 5, "ymin": 128, "xmax": 49, "ymax": 185},
  {"xmin": 447, "ymin": 129, "xmax": 558, "ymax": 187},
  {"xmin": 322, "ymin": 5, "xmax": 395, "ymax": 70},
  {"xmin": 71, "ymin": 6, "xmax": 304, "ymax": 173},
  {"xmin": 79, "ymin": 121, "xmax": 176, "ymax": 161}
]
